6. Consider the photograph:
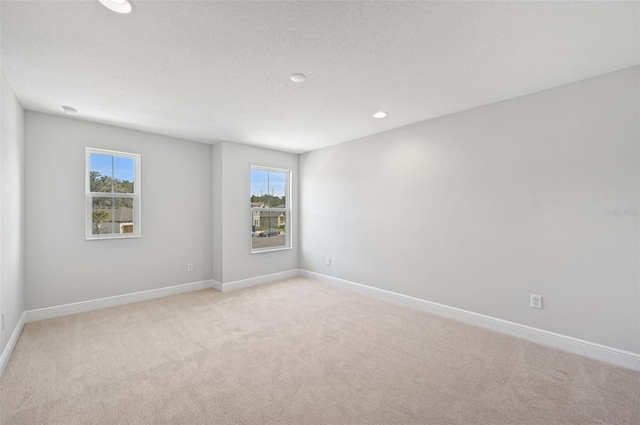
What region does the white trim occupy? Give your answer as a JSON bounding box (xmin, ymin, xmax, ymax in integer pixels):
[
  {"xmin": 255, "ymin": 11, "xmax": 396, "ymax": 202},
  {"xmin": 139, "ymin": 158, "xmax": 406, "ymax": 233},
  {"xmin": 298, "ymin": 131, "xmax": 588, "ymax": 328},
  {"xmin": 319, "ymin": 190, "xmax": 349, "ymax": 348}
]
[
  {"xmin": 250, "ymin": 164, "xmax": 291, "ymax": 174},
  {"xmin": 11, "ymin": 270, "xmax": 638, "ymax": 372},
  {"xmin": 25, "ymin": 280, "xmax": 214, "ymax": 323},
  {"xmin": 299, "ymin": 270, "xmax": 640, "ymax": 371},
  {"xmin": 86, "ymin": 147, "xmax": 141, "ymax": 240},
  {"xmin": 251, "ymin": 246, "xmax": 293, "ymax": 254},
  {"xmin": 0, "ymin": 311, "xmax": 25, "ymax": 378},
  {"xmin": 250, "ymin": 166, "xmax": 292, "ymax": 254},
  {"xmin": 222, "ymin": 269, "xmax": 299, "ymax": 292}
]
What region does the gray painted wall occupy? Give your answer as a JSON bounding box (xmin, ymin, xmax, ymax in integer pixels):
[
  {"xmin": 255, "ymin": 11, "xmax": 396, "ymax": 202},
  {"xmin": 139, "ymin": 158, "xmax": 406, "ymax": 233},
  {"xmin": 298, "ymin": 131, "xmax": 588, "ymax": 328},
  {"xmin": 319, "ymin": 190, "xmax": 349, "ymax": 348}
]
[
  {"xmin": 1, "ymin": 73, "xmax": 25, "ymax": 354},
  {"xmin": 214, "ymin": 141, "xmax": 298, "ymax": 283},
  {"xmin": 211, "ymin": 142, "xmax": 223, "ymax": 283},
  {"xmin": 300, "ymin": 67, "xmax": 640, "ymax": 353},
  {"xmin": 24, "ymin": 112, "xmax": 213, "ymax": 310}
]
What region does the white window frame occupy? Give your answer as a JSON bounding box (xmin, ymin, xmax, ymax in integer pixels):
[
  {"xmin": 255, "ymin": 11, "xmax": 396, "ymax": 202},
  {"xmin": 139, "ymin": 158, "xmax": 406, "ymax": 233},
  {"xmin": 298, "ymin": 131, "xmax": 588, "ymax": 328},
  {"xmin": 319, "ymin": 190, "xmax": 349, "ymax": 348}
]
[
  {"xmin": 251, "ymin": 165, "xmax": 291, "ymax": 253},
  {"xmin": 86, "ymin": 148, "xmax": 141, "ymax": 240}
]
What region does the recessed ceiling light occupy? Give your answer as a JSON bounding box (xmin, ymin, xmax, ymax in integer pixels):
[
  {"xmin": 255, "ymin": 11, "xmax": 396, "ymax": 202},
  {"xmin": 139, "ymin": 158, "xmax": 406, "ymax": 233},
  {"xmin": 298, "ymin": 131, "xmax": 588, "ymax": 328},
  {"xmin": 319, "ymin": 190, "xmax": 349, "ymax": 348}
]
[
  {"xmin": 290, "ymin": 73, "xmax": 306, "ymax": 83},
  {"xmin": 98, "ymin": 0, "xmax": 133, "ymax": 14},
  {"xmin": 62, "ymin": 106, "xmax": 78, "ymax": 115},
  {"xmin": 373, "ymin": 111, "xmax": 388, "ymax": 119}
]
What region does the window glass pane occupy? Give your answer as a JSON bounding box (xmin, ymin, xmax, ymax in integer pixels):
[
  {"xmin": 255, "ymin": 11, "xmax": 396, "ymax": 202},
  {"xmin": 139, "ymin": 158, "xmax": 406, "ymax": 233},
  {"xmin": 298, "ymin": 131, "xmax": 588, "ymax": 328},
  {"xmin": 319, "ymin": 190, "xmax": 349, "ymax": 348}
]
[
  {"xmin": 92, "ymin": 197, "xmax": 113, "ymax": 235},
  {"xmin": 113, "ymin": 198, "xmax": 135, "ymax": 234},
  {"xmin": 90, "ymin": 154, "xmax": 113, "ymax": 193},
  {"xmin": 269, "ymin": 210, "xmax": 286, "ymax": 248},
  {"xmin": 250, "ymin": 168, "xmax": 269, "ymax": 207},
  {"xmin": 113, "ymin": 156, "xmax": 135, "ymax": 193},
  {"xmin": 267, "ymin": 171, "xmax": 287, "ymax": 208},
  {"xmin": 251, "ymin": 211, "xmax": 286, "ymax": 250},
  {"xmin": 250, "ymin": 169, "xmax": 287, "ymax": 208}
]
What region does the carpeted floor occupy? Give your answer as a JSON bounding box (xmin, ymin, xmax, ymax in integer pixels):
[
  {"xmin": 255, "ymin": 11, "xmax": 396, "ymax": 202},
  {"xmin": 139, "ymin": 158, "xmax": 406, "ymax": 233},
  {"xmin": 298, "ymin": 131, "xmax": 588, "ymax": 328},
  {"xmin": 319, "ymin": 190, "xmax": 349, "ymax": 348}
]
[{"xmin": 1, "ymin": 277, "xmax": 639, "ymax": 424}]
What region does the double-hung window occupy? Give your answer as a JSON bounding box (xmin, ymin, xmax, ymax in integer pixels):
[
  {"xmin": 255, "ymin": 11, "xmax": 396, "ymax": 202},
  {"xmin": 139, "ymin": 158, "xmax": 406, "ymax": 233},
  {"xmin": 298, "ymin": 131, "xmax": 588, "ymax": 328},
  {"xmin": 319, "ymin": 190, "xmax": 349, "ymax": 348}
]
[
  {"xmin": 250, "ymin": 166, "xmax": 291, "ymax": 252},
  {"xmin": 86, "ymin": 148, "xmax": 141, "ymax": 240}
]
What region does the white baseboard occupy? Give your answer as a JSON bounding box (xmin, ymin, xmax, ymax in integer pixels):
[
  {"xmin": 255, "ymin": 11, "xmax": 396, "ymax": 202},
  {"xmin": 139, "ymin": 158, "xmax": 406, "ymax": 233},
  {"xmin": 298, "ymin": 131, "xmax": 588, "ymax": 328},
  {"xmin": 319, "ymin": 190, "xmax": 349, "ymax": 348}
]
[
  {"xmin": 0, "ymin": 311, "xmax": 25, "ymax": 378},
  {"xmin": 12, "ymin": 270, "xmax": 640, "ymax": 372},
  {"xmin": 222, "ymin": 269, "xmax": 299, "ymax": 292},
  {"xmin": 25, "ymin": 279, "xmax": 215, "ymax": 323},
  {"xmin": 210, "ymin": 279, "xmax": 223, "ymax": 292},
  {"xmin": 299, "ymin": 270, "xmax": 640, "ymax": 372}
]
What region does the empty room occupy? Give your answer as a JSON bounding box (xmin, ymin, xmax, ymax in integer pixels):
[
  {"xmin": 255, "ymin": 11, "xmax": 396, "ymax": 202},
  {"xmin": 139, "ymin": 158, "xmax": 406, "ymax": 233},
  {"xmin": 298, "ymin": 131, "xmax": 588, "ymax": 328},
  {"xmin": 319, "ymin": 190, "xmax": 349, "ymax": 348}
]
[{"xmin": 1, "ymin": 1, "xmax": 639, "ymax": 424}]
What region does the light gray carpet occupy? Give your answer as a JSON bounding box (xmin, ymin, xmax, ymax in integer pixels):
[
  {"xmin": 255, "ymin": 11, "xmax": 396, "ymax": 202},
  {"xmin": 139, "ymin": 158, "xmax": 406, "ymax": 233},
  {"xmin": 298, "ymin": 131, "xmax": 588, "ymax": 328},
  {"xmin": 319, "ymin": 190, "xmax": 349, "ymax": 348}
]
[{"xmin": 1, "ymin": 277, "xmax": 639, "ymax": 424}]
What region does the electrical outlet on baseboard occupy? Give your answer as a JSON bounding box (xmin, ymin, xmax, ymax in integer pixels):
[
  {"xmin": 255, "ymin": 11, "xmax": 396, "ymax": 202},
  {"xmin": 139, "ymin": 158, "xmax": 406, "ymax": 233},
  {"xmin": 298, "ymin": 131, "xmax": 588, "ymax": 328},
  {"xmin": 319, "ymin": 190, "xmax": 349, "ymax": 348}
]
[{"xmin": 187, "ymin": 263, "xmax": 194, "ymax": 272}]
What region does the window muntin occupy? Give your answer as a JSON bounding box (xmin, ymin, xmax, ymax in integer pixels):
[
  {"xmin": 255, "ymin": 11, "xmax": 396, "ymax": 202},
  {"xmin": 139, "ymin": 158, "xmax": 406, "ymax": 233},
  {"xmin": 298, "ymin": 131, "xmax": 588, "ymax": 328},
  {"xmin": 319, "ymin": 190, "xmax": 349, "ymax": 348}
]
[
  {"xmin": 251, "ymin": 166, "xmax": 290, "ymax": 252},
  {"xmin": 86, "ymin": 148, "xmax": 140, "ymax": 240}
]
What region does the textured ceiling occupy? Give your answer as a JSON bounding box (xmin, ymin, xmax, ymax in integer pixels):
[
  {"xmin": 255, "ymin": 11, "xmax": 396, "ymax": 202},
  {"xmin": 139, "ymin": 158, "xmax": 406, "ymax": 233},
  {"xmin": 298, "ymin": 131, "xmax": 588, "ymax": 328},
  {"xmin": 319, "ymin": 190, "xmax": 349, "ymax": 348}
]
[{"xmin": 1, "ymin": 0, "xmax": 638, "ymax": 153}]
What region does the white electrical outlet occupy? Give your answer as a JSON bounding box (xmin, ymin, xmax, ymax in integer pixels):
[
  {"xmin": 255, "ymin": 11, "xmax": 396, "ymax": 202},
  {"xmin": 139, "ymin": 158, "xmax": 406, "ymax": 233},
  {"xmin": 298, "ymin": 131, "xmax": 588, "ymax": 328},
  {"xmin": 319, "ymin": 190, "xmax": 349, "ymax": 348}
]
[
  {"xmin": 325, "ymin": 257, "xmax": 331, "ymax": 266},
  {"xmin": 187, "ymin": 263, "xmax": 194, "ymax": 272},
  {"xmin": 530, "ymin": 294, "xmax": 542, "ymax": 309},
  {"xmin": 1, "ymin": 312, "xmax": 5, "ymax": 330}
]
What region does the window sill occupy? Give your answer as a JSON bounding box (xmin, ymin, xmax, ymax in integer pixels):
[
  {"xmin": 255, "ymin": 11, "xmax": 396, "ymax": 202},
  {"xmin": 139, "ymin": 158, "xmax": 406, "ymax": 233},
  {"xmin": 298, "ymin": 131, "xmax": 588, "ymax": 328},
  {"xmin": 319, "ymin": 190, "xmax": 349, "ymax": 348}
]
[
  {"xmin": 251, "ymin": 246, "xmax": 292, "ymax": 254},
  {"xmin": 86, "ymin": 234, "xmax": 141, "ymax": 241}
]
